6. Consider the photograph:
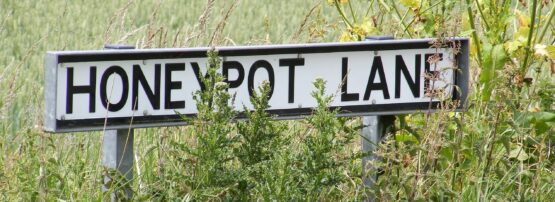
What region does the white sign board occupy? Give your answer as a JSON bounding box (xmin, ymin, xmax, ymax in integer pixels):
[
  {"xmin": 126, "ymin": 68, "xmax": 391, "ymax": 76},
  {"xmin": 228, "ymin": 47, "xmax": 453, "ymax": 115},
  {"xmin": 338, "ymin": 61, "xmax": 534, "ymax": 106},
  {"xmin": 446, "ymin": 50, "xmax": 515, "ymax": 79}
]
[{"xmin": 44, "ymin": 39, "xmax": 468, "ymax": 132}]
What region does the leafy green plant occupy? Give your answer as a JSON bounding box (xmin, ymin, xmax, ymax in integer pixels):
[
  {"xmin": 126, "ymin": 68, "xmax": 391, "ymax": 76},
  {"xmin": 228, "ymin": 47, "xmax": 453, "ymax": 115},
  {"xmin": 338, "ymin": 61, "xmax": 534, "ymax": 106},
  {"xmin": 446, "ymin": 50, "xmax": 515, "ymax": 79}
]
[
  {"xmin": 235, "ymin": 82, "xmax": 286, "ymax": 168},
  {"xmin": 164, "ymin": 49, "xmax": 241, "ymax": 200},
  {"xmin": 297, "ymin": 78, "xmax": 361, "ymax": 200},
  {"xmin": 234, "ymin": 81, "xmax": 287, "ymax": 199}
]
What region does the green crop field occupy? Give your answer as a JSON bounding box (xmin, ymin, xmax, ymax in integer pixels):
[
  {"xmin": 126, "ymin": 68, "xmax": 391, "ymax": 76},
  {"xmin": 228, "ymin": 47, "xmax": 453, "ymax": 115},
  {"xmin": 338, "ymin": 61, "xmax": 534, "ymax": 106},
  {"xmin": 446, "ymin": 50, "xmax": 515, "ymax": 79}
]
[{"xmin": 1, "ymin": 0, "xmax": 554, "ymax": 201}]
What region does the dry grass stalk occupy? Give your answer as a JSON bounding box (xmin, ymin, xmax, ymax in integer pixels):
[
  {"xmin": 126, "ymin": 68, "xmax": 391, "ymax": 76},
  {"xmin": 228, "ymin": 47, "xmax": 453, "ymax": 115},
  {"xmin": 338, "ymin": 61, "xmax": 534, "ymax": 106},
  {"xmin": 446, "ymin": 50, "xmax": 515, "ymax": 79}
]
[
  {"xmin": 183, "ymin": 0, "xmax": 215, "ymax": 46},
  {"xmin": 208, "ymin": 0, "xmax": 239, "ymax": 47},
  {"xmin": 291, "ymin": 2, "xmax": 321, "ymax": 43},
  {"xmin": 103, "ymin": 0, "xmax": 134, "ymax": 44}
]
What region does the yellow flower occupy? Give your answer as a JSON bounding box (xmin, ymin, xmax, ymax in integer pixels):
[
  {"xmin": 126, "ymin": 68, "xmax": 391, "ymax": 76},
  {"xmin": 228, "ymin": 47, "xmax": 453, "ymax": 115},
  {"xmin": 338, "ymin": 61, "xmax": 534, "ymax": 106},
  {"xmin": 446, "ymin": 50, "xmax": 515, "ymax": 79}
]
[
  {"xmin": 504, "ymin": 40, "xmax": 524, "ymax": 54},
  {"xmin": 327, "ymin": 0, "xmax": 349, "ymax": 5},
  {"xmin": 534, "ymin": 44, "xmax": 555, "ymax": 59},
  {"xmin": 528, "ymin": 103, "xmax": 541, "ymax": 112},
  {"xmin": 516, "ymin": 10, "xmax": 530, "ymax": 28},
  {"xmin": 339, "ymin": 31, "xmax": 355, "ymax": 42},
  {"xmin": 404, "ymin": 114, "xmax": 412, "ymax": 125},
  {"xmin": 400, "ymin": 0, "xmax": 420, "ymax": 9}
]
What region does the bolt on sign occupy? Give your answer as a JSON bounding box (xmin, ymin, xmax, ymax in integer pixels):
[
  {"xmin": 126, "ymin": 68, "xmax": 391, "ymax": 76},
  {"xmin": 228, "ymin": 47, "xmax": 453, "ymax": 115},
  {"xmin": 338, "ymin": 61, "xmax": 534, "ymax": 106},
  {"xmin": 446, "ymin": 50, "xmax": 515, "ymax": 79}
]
[{"xmin": 44, "ymin": 38, "xmax": 469, "ymax": 132}]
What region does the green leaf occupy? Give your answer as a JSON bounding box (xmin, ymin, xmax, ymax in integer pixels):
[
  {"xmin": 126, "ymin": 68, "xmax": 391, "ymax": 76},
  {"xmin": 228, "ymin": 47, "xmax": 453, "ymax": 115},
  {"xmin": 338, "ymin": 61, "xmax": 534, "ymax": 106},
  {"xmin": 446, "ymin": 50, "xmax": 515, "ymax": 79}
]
[
  {"xmin": 515, "ymin": 26, "xmax": 530, "ymax": 41},
  {"xmin": 395, "ymin": 133, "xmax": 418, "ymax": 143},
  {"xmin": 47, "ymin": 157, "xmax": 58, "ymax": 165},
  {"xmin": 459, "ymin": 29, "xmax": 475, "ymax": 37},
  {"xmin": 504, "ymin": 40, "xmax": 524, "ymax": 53},
  {"xmin": 479, "ymin": 43, "xmax": 508, "ymax": 101},
  {"xmin": 548, "ymin": 45, "xmax": 555, "ymax": 60},
  {"xmin": 534, "ymin": 121, "xmax": 550, "ymax": 135},
  {"xmin": 534, "ymin": 112, "xmax": 555, "ymax": 123},
  {"xmin": 439, "ymin": 147, "xmax": 453, "ymax": 161},
  {"xmin": 509, "ymin": 145, "xmax": 529, "ymax": 161},
  {"xmin": 531, "ymin": 112, "xmax": 555, "ymax": 134},
  {"xmin": 534, "ymin": 44, "xmax": 555, "ymax": 59},
  {"xmin": 499, "ymin": 135, "xmax": 511, "ymax": 154}
]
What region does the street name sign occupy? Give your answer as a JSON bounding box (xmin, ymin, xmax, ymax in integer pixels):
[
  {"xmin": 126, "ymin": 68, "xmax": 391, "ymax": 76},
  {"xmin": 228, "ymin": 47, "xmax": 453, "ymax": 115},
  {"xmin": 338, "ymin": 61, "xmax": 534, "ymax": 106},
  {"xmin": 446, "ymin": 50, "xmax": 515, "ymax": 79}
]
[{"xmin": 44, "ymin": 38, "xmax": 468, "ymax": 132}]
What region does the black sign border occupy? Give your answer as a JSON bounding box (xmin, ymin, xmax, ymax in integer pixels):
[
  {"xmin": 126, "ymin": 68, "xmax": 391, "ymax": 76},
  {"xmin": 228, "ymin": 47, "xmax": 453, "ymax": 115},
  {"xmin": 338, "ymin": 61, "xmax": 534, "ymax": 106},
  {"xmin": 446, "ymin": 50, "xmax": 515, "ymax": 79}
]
[{"xmin": 45, "ymin": 38, "xmax": 469, "ymax": 132}]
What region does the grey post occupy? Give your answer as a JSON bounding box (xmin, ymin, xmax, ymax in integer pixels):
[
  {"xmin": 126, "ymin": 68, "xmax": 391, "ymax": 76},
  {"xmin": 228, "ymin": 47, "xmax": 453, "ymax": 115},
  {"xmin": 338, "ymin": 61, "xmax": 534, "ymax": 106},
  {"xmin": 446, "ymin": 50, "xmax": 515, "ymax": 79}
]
[
  {"xmin": 361, "ymin": 36, "xmax": 396, "ymax": 196},
  {"xmin": 361, "ymin": 116, "xmax": 395, "ymax": 186},
  {"xmin": 102, "ymin": 44, "xmax": 135, "ymax": 201}
]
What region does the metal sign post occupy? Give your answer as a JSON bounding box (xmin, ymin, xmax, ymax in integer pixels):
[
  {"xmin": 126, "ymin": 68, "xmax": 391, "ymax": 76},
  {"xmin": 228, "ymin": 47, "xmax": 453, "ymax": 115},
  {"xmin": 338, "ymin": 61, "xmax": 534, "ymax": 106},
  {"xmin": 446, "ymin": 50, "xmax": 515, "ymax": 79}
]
[
  {"xmin": 101, "ymin": 129, "xmax": 134, "ymax": 200},
  {"xmin": 101, "ymin": 45, "xmax": 135, "ymax": 201},
  {"xmin": 361, "ymin": 36, "xmax": 395, "ymax": 195},
  {"xmin": 361, "ymin": 116, "xmax": 395, "ymax": 190}
]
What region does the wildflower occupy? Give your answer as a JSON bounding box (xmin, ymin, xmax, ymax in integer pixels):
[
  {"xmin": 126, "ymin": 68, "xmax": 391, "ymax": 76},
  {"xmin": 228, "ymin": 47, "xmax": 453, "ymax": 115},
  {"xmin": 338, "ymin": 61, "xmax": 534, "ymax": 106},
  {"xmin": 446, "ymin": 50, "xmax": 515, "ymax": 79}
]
[
  {"xmin": 527, "ymin": 103, "xmax": 541, "ymax": 112},
  {"xmin": 327, "ymin": 0, "xmax": 349, "ymax": 5},
  {"xmin": 534, "ymin": 44, "xmax": 555, "ymax": 59},
  {"xmin": 339, "ymin": 31, "xmax": 355, "ymax": 42}
]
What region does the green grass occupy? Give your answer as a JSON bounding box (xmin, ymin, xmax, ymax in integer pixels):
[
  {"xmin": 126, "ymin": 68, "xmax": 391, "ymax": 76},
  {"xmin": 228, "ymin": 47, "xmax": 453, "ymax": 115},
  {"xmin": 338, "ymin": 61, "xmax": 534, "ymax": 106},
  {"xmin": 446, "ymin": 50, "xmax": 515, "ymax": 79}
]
[
  {"xmin": 1, "ymin": 0, "xmax": 555, "ymax": 201},
  {"xmin": 0, "ymin": 0, "xmax": 346, "ymax": 200}
]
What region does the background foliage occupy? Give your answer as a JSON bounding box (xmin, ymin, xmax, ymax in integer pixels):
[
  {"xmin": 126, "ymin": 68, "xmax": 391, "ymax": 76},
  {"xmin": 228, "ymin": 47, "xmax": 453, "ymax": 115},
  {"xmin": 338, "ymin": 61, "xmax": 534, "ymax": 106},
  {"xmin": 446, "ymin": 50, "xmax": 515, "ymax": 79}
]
[{"xmin": 0, "ymin": 0, "xmax": 554, "ymax": 201}]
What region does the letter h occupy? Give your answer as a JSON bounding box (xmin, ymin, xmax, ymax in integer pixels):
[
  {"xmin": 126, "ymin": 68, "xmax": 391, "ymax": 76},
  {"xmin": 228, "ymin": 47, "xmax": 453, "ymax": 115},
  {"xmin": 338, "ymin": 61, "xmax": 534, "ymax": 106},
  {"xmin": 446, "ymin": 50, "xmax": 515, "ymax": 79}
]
[{"xmin": 66, "ymin": 67, "xmax": 96, "ymax": 114}]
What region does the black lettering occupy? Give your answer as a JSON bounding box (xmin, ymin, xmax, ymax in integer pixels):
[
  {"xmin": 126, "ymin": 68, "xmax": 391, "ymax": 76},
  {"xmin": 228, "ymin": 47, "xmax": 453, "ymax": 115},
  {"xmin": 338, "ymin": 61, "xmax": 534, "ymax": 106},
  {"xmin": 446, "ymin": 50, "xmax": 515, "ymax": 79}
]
[
  {"xmin": 191, "ymin": 62, "xmax": 210, "ymax": 91},
  {"xmin": 132, "ymin": 64, "xmax": 161, "ymax": 110},
  {"xmin": 164, "ymin": 63, "xmax": 185, "ymax": 109},
  {"xmin": 395, "ymin": 55, "xmax": 421, "ymax": 98},
  {"xmin": 248, "ymin": 60, "xmax": 275, "ymax": 98},
  {"xmin": 279, "ymin": 58, "xmax": 304, "ymax": 103},
  {"xmin": 341, "ymin": 57, "xmax": 359, "ymax": 102},
  {"xmin": 222, "ymin": 61, "xmax": 244, "ymax": 89},
  {"xmin": 100, "ymin": 65, "xmax": 129, "ymax": 112},
  {"xmin": 66, "ymin": 66, "xmax": 96, "ymax": 113},
  {"xmin": 363, "ymin": 56, "xmax": 390, "ymax": 100}
]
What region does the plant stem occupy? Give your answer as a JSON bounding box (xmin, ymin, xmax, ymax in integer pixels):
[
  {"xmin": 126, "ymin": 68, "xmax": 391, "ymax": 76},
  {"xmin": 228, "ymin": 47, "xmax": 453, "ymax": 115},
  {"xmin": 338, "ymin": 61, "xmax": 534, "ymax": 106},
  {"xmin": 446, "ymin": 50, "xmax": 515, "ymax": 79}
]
[
  {"xmin": 451, "ymin": 113, "xmax": 465, "ymax": 193},
  {"xmin": 364, "ymin": 0, "xmax": 374, "ymax": 17},
  {"xmin": 334, "ymin": 0, "xmax": 353, "ymax": 29},
  {"xmin": 474, "ymin": 0, "xmax": 490, "ymax": 31},
  {"xmin": 520, "ymin": 0, "xmax": 538, "ymax": 74},
  {"xmin": 480, "ymin": 108, "xmax": 502, "ymax": 201},
  {"xmin": 348, "ymin": 0, "xmax": 357, "ymax": 24},
  {"xmin": 537, "ymin": 2, "xmax": 555, "ymax": 43},
  {"xmin": 465, "ymin": 0, "xmax": 483, "ymax": 66},
  {"xmin": 389, "ymin": 0, "xmax": 414, "ymax": 38}
]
